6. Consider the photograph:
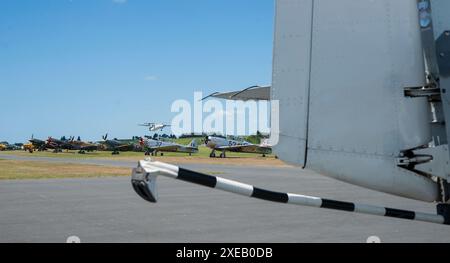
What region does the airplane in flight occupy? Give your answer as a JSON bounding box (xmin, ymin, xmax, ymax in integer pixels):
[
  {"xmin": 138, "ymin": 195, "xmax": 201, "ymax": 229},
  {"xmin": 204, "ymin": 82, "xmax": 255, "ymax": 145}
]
[
  {"xmin": 139, "ymin": 123, "xmax": 171, "ymax": 132},
  {"xmin": 205, "ymin": 136, "xmax": 271, "ymax": 158},
  {"xmin": 131, "ymin": 0, "xmax": 450, "ymax": 225},
  {"xmin": 143, "ymin": 138, "xmax": 198, "ymax": 156},
  {"xmin": 100, "ymin": 134, "xmax": 141, "ymax": 155}
]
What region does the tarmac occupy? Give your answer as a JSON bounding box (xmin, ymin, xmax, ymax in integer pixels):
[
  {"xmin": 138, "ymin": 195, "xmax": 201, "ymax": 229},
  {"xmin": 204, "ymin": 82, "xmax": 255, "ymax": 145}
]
[{"xmin": 0, "ymin": 154, "xmax": 449, "ymax": 242}]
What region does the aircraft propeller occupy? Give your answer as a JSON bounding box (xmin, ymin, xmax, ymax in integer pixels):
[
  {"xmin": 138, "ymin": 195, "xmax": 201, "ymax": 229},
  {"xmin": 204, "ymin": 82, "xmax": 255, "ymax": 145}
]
[{"xmin": 139, "ymin": 137, "xmax": 145, "ymax": 147}]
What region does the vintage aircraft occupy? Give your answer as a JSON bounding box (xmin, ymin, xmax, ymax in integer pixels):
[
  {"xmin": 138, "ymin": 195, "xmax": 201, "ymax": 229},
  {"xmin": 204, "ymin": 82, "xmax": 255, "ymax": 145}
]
[
  {"xmin": 68, "ymin": 137, "xmax": 99, "ymax": 154},
  {"xmin": 28, "ymin": 135, "xmax": 47, "ymax": 152},
  {"xmin": 0, "ymin": 143, "xmax": 6, "ymax": 151},
  {"xmin": 45, "ymin": 136, "xmax": 75, "ymax": 153},
  {"xmin": 100, "ymin": 134, "xmax": 140, "ymax": 155},
  {"xmin": 0, "ymin": 142, "xmax": 21, "ymax": 151},
  {"xmin": 205, "ymin": 136, "xmax": 271, "ymax": 158},
  {"xmin": 131, "ymin": 0, "xmax": 450, "ymax": 225},
  {"xmin": 143, "ymin": 138, "xmax": 198, "ymax": 156},
  {"xmin": 23, "ymin": 143, "xmax": 34, "ymax": 153},
  {"xmin": 139, "ymin": 123, "xmax": 171, "ymax": 132}
]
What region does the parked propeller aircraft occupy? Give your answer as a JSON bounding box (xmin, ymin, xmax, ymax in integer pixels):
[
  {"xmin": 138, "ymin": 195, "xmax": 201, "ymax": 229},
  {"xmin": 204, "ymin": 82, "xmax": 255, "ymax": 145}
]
[
  {"xmin": 45, "ymin": 136, "xmax": 75, "ymax": 153},
  {"xmin": 0, "ymin": 142, "xmax": 21, "ymax": 151},
  {"xmin": 28, "ymin": 135, "xmax": 47, "ymax": 152},
  {"xmin": 205, "ymin": 136, "xmax": 271, "ymax": 158},
  {"xmin": 139, "ymin": 123, "xmax": 171, "ymax": 132},
  {"xmin": 23, "ymin": 143, "xmax": 34, "ymax": 153},
  {"xmin": 68, "ymin": 137, "xmax": 99, "ymax": 154},
  {"xmin": 143, "ymin": 138, "xmax": 198, "ymax": 156},
  {"xmin": 132, "ymin": 0, "xmax": 450, "ymax": 226},
  {"xmin": 100, "ymin": 134, "xmax": 140, "ymax": 155}
]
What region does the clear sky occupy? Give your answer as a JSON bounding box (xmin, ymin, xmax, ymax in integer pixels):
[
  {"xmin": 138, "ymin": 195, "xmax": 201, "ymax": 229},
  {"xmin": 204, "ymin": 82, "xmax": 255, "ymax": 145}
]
[{"xmin": 0, "ymin": 0, "xmax": 274, "ymax": 143}]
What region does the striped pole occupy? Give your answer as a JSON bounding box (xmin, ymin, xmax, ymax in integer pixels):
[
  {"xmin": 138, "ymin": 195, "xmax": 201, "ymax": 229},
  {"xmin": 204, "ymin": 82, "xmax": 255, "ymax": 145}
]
[{"xmin": 131, "ymin": 160, "xmax": 450, "ymax": 226}]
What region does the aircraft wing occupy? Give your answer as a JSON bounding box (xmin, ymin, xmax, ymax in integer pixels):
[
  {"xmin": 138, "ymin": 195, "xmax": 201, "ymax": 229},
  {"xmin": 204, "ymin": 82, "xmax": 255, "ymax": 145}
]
[
  {"xmin": 216, "ymin": 144, "xmax": 271, "ymax": 154},
  {"xmin": 202, "ymin": 86, "xmax": 270, "ymax": 101},
  {"xmin": 149, "ymin": 145, "xmax": 180, "ymax": 152},
  {"xmin": 116, "ymin": 144, "xmax": 133, "ymax": 150}
]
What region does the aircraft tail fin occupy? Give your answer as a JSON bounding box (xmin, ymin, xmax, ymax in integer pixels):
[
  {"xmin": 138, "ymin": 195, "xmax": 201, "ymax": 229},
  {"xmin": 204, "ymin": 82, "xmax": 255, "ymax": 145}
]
[{"xmin": 188, "ymin": 139, "xmax": 197, "ymax": 148}]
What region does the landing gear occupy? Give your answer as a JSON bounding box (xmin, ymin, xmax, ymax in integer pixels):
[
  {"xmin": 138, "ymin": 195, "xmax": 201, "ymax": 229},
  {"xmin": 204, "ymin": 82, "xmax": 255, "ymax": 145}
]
[
  {"xmin": 144, "ymin": 151, "xmax": 151, "ymax": 156},
  {"xmin": 220, "ymin": 152, "xmax": 226, "ymax": 158},
  {"xmin": 112, "ymin": 150, "xmax": 120, "ymax": 155},
  {"xmin": 160, "ymin": 152, "xmax": 164, "ymax": 156},
  {"xmin": 209, "ymin": 150, "xmax": 216, "ymax": 158},
  {"xmin": 78, "ymin": 150, "xmax": 86, "ymax": 154},
  {"xmin": 262, "ymin": 154, "xmax": 266, "ymax": 157}
]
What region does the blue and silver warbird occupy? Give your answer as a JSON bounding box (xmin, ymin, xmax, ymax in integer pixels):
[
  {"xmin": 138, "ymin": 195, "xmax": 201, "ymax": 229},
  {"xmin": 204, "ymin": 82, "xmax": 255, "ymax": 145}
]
[
  {"xmin": 205, "ymin": 136, "xmax": 271, "ymax": 158},
  {"xmin": 132, "ymin": 0, "xmax": 450, "ymax": 225},
  {"xmin": 144, "ymin": 138, "xmax": 198, "ymax": 156}
]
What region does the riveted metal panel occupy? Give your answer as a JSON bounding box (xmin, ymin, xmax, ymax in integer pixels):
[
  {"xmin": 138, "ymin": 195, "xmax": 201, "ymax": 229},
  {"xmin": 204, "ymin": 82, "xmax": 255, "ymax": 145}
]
[
  {"xmin": 307, "ymin": 0, "xmax": 431, "ymax": 157},
  {"xmin": 271, "ymin": 0, "xmax": 313, "ymax": 166},
  {"xmin": 307, "ymin": 149, "xmax": 439, "ymax": 202}
]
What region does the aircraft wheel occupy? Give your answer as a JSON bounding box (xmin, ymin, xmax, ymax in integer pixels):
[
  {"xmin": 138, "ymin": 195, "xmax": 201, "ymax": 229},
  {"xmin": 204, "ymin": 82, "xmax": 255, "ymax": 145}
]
[
  {"xmin": 262, "ymin": 154, "xmax": 266, "ymax": 158},
  {"xmin": 209, "ymin": 152, "xmax": 216, "ymax": 158},
  {"xmin": 220, "ymin": 152, "xmax": 226, "ymax": 158},
  {"xmin": 160, "ymin": 153, "xmax": 164, "ymax": 156}
]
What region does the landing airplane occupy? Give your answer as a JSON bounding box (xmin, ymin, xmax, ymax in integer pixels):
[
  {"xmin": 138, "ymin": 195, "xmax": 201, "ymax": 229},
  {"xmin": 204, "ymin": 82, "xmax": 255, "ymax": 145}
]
[
  {"xmin": 144, "ymin": 138, "xmax": 198, "ymax": 156},
  {"xmin": 205, "ymin": 136, "xmax": 271, "ymax": 158},
  {"xmin": 100, "ymin": 134, "xmax": 139, "ymax": 155},
  {"xmin": 139, "ymin": 123, "xmax": 171, "ymax": 132},
  {"xmin": 132, "ymin": 0, "xmax": 450, "ymax": 226}
]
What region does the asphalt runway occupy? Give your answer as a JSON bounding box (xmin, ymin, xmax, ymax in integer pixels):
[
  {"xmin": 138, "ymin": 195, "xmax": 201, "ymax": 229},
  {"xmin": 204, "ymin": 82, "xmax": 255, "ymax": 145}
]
[{"xmin": 0, "ymin": 154, "xmax": 449, "ymax": 242}]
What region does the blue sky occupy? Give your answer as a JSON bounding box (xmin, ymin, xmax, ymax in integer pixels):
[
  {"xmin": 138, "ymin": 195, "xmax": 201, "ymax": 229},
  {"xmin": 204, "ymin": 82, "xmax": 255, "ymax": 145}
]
[{"xmin": 0, "ymin": 0, "xmax": 274, "ymax": 143}]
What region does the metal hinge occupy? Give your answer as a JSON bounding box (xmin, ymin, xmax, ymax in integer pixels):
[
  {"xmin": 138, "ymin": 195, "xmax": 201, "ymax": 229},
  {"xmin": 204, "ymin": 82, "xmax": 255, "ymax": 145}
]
[{"xmin": 397, "ymin": 153, "xmax": 433, "ymax": 168}]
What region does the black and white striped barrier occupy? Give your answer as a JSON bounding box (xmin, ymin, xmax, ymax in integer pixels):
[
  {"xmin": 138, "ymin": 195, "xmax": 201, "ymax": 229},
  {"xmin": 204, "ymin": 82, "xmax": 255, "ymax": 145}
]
[{"xmin": 131, "ymin": 159, "xmax": 450, "ymax": 226}]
